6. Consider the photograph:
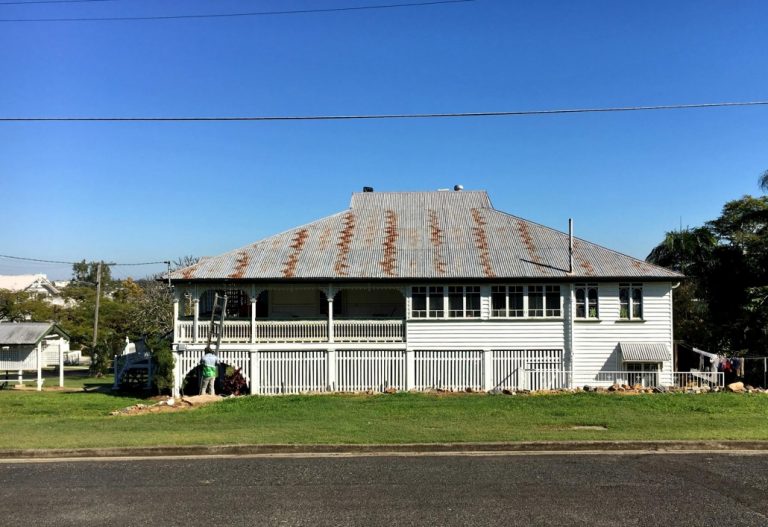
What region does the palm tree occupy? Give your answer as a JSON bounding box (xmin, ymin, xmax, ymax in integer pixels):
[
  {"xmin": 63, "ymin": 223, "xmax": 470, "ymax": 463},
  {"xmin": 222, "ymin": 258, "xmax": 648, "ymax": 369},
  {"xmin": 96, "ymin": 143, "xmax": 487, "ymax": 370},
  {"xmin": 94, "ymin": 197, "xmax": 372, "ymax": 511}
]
[
  {"xmin": 760, "ymin": 169, "xmax": 768, "ymax": 193},
  {"xmin": 646, "ymin": 227, "xmax": 716, "ymax": 275}
]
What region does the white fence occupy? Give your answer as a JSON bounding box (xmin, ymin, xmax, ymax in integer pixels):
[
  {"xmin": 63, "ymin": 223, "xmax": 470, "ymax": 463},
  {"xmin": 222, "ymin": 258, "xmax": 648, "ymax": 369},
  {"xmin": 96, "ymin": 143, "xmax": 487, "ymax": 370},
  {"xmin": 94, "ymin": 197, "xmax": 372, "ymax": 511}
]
[
  {"xmin": 673, "ymin": 371, "xmax": 724, "ymax": 388},
  {"xmin": 594, "ymin": 370, "xmax": 725, "ymax": 388},
  {"xmin": 414, "ymin": 350, "xmax": 484, "ymax": 391},
  {"xmin": 176, "ymin": 319, "xmax": 405, "ymax": 344},
  {"xmin": 259, "ymin": 351, "xmax": 327, "ymax": 395},
  {"xmin": 336, "ymin": 350, "xmax": 406, "ymax": 392},
  {"xmin": 174, "ymin": 348, "xmax": 573, "ymax": 396},
  {"xmin": 492, "ymin": 349, "xmax": 565, "ymax": 391}
]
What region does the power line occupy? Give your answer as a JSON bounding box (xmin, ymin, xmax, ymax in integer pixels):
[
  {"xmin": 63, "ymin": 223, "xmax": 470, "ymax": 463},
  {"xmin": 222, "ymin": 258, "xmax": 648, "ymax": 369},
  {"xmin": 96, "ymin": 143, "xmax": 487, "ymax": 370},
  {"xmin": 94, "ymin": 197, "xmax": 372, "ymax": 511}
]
[
  {"xmin": 0, "ymin": 0, "xmax": 473, "ymax": 22},
  {"xmin": 0, "ymin": 254, "xmax": 169, "ymax": 266},
  {"xmin": 2, "ymin": 100, "xmax": 767, "ymax": 122}
]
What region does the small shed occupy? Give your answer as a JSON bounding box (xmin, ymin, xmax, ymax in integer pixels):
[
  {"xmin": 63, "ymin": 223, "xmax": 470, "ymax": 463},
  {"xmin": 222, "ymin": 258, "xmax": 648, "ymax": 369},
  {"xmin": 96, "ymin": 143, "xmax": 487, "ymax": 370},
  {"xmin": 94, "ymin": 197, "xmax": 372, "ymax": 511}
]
[{"xmin": 0, "ymin": 322, "xmax": 69, "ymax": 390}]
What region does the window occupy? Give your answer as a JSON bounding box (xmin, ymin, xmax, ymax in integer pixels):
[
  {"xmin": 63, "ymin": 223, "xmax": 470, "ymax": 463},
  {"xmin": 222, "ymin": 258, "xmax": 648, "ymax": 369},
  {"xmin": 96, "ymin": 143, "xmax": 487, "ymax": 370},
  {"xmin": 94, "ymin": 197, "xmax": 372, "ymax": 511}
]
[
  {"xmin": 428, "ymin": 286, "xmax": 444, "ymax": 318},
  {"xmin": 491, "ymin": 286, "xmax": 524, "ymax": 317},
  {"xmin": 619, "ymin": 283, "xmax": 643, "ymax": 320},
  {"xmin": 491, "ymin": 286, "xmax": 506, "ymax": 317},
  {"xmin": 575, "ymin": 283, "xmax": 599, "ymax": 319},
  {"xmin": 412, "ymin": 286, "xmax": 427, "ymax": 318},
  {"xmin": 448, "ymin": 286, "xmax": 463, "ymax": 317},
  {"xmin": 528, "ymin": 286, "xmax": 544, "ymax": 317},
  {"xmin": 545, "ymin": 285, "xmax": 561, "ymax": 317},
  {"xmin": 447, "ymin": 286, "xmax": 480, "ymax": 318},
  {"xmin": 465, "ymin": 286, "xmax": 481, "ymax": 317},
  {"xmin": 414, "ymin": 285, "xmax": 479, "ymax": 318},
  {"xmin": 491, "ymin": 285, "xmax": 561, "ymax": 318}
]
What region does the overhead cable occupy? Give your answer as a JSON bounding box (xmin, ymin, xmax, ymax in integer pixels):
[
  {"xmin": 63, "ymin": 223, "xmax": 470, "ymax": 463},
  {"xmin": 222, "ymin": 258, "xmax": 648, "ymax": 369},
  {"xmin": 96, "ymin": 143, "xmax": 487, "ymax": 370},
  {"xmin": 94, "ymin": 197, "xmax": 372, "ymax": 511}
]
[
  {"xmin": 0, "ymin": 0, "xmax": 473, "ymax": 22},
  {"xmin": 0, "ymin": 254, "xmax": 168, "ymax": 266},
  {"xmin": 2, "ymin": 100, "xmax": 767, "ymax": 122}
]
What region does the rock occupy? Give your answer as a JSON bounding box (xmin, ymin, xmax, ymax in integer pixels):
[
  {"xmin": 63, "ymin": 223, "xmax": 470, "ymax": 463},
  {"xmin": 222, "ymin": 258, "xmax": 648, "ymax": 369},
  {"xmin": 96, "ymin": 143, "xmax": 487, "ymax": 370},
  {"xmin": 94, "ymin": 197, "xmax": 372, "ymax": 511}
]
[
  {"xmin": 502, "ymin": 389, "xmax": 513, "ymax": 395},
  {"xmin": 384, "ymin": 387, "xmax": 397, "ymax": 394},
  {"xmin": 727, "ymin": 382, "xmax": 745, "ymax": 393},
  {"xmin": 608, "ymin": 384, "xmax": 620, "ymax": 392},
  {"xmin": 465, "ymin": 387, "xmax": 473, "ymax": 393},
  {"xmin": 632, "ymin": 384, "xmax": 643, "ymax": 391},
  {"xmin": 653, "ymin": 386, "xmax": 668, "ymax": 394}
]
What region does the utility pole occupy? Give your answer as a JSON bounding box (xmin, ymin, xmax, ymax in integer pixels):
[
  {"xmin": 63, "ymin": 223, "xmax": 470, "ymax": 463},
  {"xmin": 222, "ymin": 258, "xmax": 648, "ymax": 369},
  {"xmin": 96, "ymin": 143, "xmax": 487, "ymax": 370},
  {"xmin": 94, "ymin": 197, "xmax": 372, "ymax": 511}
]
[{"xmin": 92, "ymin": 261, "xmax": 103, "ymax": 349}]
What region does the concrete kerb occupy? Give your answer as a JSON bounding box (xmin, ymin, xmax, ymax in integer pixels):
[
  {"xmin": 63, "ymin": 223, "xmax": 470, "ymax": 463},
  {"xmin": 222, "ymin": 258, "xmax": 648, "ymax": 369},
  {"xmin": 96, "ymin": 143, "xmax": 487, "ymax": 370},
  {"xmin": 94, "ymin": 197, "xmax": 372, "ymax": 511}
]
[{"xmin": 3, "ymin": 441, "xmax": 768, "ymax": 461}]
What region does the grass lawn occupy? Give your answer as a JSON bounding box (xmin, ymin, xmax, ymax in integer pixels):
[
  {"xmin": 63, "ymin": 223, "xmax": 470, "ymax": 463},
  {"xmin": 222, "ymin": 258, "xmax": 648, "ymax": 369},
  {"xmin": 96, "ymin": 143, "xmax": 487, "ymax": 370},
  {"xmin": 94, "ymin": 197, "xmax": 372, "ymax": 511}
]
[{"xmin": 0, "ymin": 389, "xmax": 766, "ymax": 450}]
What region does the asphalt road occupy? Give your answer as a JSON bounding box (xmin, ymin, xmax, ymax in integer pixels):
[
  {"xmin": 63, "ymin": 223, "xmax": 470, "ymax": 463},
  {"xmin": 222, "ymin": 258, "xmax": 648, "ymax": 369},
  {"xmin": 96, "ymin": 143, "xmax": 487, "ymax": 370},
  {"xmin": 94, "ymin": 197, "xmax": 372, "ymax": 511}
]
[{"xmin": 1, "ymin": 453, "xmax": 767, "ymax": 526}]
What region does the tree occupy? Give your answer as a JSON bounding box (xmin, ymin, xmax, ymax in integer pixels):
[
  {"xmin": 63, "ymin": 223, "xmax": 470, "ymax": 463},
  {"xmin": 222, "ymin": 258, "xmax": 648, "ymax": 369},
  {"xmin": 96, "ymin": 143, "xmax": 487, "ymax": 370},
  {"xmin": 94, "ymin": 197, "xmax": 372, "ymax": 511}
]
[
  {"xmin": 72, "ymin": 260, "xmax": 113, "ymax": 288},
  {"xmin": 648, "ymin": 195, "xmax": 768, "ymax": 356},
  {"xmin": 0, "ymin": 289, "xmax": 54, "ymax": 322},
  {"xmin": 760, "ymin": 169, "xmax": 768, "ymax": 193},
  {"xmin": 646, "ymin": 227, "xmax": 716, "ymax": 276}
]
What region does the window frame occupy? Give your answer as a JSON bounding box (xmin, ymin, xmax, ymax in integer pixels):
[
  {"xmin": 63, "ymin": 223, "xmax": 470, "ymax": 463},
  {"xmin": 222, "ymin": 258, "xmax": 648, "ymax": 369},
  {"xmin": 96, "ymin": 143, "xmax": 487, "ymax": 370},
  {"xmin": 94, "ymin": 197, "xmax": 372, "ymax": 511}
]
[
  {"xmin": 619, "ymin": 282, "xmax": 643, "ymax": 320},
  {"xmin": 411, "ymin": 285, "xmax": 480, "ymax": 319},
  {"xmin": 489, "ymin": 284, "xmax": 562, "ymax": 319},
  {"xmin": 575, "ymin": 283, "xmax": 599, "ymax": 320}
]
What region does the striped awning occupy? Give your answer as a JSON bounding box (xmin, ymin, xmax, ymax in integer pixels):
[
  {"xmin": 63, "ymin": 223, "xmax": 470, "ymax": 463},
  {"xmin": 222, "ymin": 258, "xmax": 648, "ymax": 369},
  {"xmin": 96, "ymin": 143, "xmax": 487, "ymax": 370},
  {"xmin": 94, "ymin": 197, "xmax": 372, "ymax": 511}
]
[{"xmin": 619, "ymin": 342, "xmax": 670, "ymax": 363}]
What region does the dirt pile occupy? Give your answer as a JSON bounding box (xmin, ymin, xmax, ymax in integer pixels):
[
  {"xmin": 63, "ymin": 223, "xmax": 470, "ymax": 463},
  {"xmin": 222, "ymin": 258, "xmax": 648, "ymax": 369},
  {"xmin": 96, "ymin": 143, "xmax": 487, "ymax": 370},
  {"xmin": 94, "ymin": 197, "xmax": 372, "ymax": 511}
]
[{"xmin": 110, "ymin": 395, "xmax": 223, "ymax": 416}]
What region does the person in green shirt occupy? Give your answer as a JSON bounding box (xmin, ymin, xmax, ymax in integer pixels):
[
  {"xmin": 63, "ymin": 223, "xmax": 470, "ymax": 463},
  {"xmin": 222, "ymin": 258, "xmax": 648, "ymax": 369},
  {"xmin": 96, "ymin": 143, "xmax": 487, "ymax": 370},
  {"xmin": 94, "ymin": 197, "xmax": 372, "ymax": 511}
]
[{"xmin": 200, "ymin": 346, "xmax": 219, "ymax": 396}]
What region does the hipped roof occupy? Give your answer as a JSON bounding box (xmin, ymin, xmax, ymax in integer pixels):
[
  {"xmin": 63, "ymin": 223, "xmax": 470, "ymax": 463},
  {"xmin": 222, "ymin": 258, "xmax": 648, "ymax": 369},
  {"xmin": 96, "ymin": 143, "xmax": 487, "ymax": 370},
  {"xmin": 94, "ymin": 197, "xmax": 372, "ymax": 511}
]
[{"xmin": 169, "ymin": 190, "xmax": 681, "ymax": 282}]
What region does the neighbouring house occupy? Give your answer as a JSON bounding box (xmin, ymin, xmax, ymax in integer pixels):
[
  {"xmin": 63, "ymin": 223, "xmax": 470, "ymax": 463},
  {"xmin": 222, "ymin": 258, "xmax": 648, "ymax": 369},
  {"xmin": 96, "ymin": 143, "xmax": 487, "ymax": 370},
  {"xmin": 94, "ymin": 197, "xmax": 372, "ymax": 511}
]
[
  {"xmin": 0, "ymin": 274, "xmax": 68, "ymax": 308},
  {"xmin": 0, "ymin": 322, "xmax": 70, "ymax": 390},
  {"xmin": 168, "ymin": 188, "xmax": 714, "ymax": 397}
]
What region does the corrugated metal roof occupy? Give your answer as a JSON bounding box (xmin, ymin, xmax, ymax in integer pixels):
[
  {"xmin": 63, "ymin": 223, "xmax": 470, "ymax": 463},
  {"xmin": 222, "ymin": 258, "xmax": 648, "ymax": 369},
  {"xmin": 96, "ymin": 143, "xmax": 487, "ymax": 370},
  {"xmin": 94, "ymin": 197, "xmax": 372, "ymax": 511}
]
[
  {"xmin": 169, "ymin": 190, "xmax": 683, "ymax": 281},
  {"xmin": 619, "ymin": 342, "xmax": 671, "ymax": 362},
  {"xmin": 0, "ymin": 322, "xmax": 65, "ymax": 345}
]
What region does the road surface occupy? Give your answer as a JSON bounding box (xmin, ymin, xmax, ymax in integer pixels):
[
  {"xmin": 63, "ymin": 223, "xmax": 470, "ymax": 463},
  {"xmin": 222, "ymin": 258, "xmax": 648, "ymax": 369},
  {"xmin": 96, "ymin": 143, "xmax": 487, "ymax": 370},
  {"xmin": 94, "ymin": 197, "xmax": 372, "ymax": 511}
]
[{"xmin": 1, "ymin": 453, "xmax": 767, "ymax": 526}]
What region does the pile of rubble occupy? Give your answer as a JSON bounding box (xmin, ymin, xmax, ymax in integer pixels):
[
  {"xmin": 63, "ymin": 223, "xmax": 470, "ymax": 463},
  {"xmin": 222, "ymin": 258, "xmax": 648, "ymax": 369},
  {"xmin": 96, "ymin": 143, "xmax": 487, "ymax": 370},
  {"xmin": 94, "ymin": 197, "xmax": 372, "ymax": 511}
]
[
  {"xmin": 490, "ymin": 381, "xmax": 767, "ymax": 396},
  {"xmin": 109, "ymin": 394, "xmax": 223, "ymax": 416}
]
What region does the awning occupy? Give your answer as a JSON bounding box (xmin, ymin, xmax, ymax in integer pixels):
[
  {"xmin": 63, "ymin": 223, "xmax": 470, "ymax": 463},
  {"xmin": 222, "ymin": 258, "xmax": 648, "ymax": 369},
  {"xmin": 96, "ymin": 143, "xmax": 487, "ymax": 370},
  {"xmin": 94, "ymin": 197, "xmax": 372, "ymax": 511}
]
[{"xmin": 619, "ymin": 342, "xmax": 670, "ymax": 363}]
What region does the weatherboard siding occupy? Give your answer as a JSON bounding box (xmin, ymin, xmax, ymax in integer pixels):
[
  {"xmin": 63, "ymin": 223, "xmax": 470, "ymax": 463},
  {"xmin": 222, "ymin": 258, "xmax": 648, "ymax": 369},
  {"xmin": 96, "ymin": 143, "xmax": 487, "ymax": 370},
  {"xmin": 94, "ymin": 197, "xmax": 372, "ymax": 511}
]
[
  {"xmin": 406, "ymin": 320, "xmax": 565, "ymax": 350},
  {"xmin": 572, "ymin": 282, "xmax": 673, "ymax": 386}
]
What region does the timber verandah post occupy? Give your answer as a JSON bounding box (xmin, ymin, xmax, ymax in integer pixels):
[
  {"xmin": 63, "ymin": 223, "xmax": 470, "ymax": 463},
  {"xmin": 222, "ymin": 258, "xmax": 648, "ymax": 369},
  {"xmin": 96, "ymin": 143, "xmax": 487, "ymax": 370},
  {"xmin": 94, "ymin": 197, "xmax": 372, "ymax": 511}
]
[{"xmin": 192, "ymin": 298, "xmax": 199, "ymax": 343}]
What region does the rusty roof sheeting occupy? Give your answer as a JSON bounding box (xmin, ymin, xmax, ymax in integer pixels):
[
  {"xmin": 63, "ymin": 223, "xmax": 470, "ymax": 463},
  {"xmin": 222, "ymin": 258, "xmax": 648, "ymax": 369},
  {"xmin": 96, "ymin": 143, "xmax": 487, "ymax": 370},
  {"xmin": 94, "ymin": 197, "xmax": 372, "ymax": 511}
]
[{"xmin": 169, "ymin": 191, "xmax": 682, "ymax": 281}]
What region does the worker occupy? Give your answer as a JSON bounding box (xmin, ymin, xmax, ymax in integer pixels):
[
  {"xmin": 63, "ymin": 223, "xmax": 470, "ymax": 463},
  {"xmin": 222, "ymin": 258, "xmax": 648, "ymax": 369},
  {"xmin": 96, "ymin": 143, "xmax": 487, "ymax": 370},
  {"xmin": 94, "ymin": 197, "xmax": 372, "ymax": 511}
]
[{"xmin": 200, "ymin": 346, "xmax": 219, "ymax": 396}]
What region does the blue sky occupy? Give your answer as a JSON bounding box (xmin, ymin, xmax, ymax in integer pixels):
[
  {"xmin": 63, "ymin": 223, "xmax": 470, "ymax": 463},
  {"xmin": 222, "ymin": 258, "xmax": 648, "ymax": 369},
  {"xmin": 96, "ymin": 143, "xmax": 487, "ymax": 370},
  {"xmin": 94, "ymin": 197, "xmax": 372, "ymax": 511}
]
[{"xmin": 1, "ymin": 0, "xmax": 766, "ymax": 279}]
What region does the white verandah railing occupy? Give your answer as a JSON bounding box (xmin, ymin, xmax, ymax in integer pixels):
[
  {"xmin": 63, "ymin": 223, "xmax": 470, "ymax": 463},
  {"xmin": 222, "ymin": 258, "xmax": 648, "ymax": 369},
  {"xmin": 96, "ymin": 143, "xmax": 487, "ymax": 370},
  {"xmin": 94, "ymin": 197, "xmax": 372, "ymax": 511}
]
[
  {"xmin": 176, "ymin": 319, "xmax": 405, "ymax": 344},
  {"xmin": 594, "ymin": 371, "xmax": 724, "ymax": 388}
]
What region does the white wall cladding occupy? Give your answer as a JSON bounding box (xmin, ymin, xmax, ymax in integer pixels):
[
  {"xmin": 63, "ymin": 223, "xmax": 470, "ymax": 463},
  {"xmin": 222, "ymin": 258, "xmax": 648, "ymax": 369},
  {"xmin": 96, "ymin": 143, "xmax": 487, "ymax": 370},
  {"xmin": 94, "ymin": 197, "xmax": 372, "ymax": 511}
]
[
  {"xmin": 492, "ymin": 349, "xmax": 565, "ymax": 390},
  {"xmin": 407, "ymin": 321, "xmax": 565, "ymax": 350},
  {"xmin": 414, "ymin": 350, "xmax": 483, "ymax": 391},
  {"xmin": 0, "ymin": 347, "xmax": 31, "ymax": 370},
  {"xmin": 336, "ymin": 350, "xmax": 405, "ymax": 392},
  {"xmin": 259, "ymin": 351, "xmax": 328, "ymax": 395},
  {"xmin": 572, "ymin": 282, "xmax": 674, "ymax": 386}
]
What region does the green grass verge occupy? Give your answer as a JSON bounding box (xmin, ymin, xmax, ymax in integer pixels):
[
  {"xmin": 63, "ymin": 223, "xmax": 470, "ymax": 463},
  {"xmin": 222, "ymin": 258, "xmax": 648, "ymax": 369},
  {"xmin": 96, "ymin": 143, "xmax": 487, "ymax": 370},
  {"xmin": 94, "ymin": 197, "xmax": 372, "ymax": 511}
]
[{"xmin": 0, "ymin": 391, "xmax": 767, "ymax": 450}]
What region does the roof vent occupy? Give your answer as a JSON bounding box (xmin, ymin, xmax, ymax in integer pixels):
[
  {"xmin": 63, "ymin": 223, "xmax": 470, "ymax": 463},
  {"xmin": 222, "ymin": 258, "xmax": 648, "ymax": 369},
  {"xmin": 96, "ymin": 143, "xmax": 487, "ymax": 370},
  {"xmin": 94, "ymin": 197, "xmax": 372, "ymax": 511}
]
[
  {"xmin": 454, "ymin": 184, "xmax": 464, "ymax": 191},
  {"xmin": 362, "ymin": 186, "xmax": 374, "ymax": 192}
]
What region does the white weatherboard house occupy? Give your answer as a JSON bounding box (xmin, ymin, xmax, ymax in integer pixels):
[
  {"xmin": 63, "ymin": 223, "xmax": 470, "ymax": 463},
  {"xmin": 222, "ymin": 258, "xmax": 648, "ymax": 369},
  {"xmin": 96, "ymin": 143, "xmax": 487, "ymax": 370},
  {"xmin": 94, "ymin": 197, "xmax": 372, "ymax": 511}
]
[
  {"xmin": 0, "ymin": 322, "xmax": 69, "ymax": 390},
  {"xmin": 168, "ymin": 189, "xmax": 706, "ymax": 397}
]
